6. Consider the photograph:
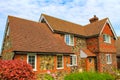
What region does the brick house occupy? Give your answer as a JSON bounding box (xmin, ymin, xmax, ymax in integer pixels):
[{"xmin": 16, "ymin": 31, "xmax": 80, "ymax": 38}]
[
  {"xmin": 1, "ymin": 14, "xmax": 117, "ymax": 75},
  {"xmin": 116, "ymin": 37, "xmax": 120, "ymax": 69}
]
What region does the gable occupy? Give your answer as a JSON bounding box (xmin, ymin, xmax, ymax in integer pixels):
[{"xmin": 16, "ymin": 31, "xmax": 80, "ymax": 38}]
[
  {"xmin": 39, "ymin": 14, "xmax": 85, "ymax": 36},
  {"xmin": 102, "ymin": 23, "xmax": 113, "ymax": 36},
  {"xmin": 100, "ymin": 19, "xmax": 117, "ymax": 40},
  {"xmin": 39, "ymin": 14, "xmax": 114, "ymax": 38}
]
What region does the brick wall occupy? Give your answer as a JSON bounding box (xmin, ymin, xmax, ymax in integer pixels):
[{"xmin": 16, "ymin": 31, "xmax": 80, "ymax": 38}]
[{"xmin": 86, "ymin": 37, "xmax": 99, "ymax": 53}]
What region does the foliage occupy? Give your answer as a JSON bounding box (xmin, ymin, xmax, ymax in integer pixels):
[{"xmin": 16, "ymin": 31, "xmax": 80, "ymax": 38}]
[
  {"xmin": 112, "ymin": 69, "xmax": 120, "ymax": 79},
  {"xmin": 37, "ymin": 70, "xmax": 55, "ymax": 80},
  {"xmin": 0, "ymin": 60, "xmax": 35, "ymax": 80},
  {"xmin": 44, "ymin": 74, "xmax": 54, "ymax": 80},
  {"xmin": 64, "ymin": 72, "xmax": 115, "ymax": 80}
]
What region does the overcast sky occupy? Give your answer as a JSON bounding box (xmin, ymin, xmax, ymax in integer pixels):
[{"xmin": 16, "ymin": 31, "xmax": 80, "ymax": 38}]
[{"xmin": 0, "ymin": 0, "xmax": 120, "ymax": 52}]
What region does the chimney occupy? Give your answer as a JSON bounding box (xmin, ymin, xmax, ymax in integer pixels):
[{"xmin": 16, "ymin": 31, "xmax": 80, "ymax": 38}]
[{"xmin": 89, "ymin": 15, "xmax": 99, "ymax": 23}]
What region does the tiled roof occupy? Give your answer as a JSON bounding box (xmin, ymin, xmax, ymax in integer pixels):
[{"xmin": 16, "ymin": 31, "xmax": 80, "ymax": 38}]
[
  {"xmin": 84, "ymin": 18, "xmax": 108, "ymax": 36},
  {"xmin": 8, "ymin": 16, "xmax": 73, "ymax": 53},
  {"xmin": 41, "ymin": 14, "xmax": 85, "ymax": 36},
  {"xmin": 116, "ymin": 37, "xmax": 120, "ymax": 56},
  {"xmin": 82, "ymin": 49, "xmax": 96, "ymax": 57},
  {"xmin": 41, "ymin": 14, "xmax": 108, "ymax": 37}
]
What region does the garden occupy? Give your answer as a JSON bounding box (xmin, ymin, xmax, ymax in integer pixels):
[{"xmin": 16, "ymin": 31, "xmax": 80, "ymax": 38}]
[{"xmin": 0, "ymin": 60, "xmax": 120, "ymax": 80}]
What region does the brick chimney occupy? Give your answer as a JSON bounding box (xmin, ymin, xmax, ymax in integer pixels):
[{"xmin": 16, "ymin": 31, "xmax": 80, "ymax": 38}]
[{"xmin": 89, "ymin": 15, "xmax": 99, "ymax": 23}]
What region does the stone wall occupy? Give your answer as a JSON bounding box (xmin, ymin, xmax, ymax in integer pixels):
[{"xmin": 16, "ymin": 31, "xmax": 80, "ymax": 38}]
[
  {"xmin": 40, "ymin": 55, "xmax": 54, "ymax": 70},
  {"xmin": 2, "ymin": 37, "xmax": 14, "ymax": 60},
  {"xmin": 72, "ymin": 37, "xmax": 87, "ymax": 72},
  {"xmin": 72, "ymin": 37, "xmax": 86, "ymax": 52},
  {"xmin": 98, "ymin": 53, "xmax": 117, "ymax": 73}
]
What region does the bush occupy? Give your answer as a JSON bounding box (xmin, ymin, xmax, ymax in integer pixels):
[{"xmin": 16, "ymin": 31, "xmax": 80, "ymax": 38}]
[
  {"xmin": 0, "ymin": 60, "xmax": 35, "ymax": 80},
  {"xmin": 37, "ymin": 70, "xmax": 55, "ymax": 80},
  {"xmin": 64, "ymin": 72, "xmax": 115, "ymax": 80}
]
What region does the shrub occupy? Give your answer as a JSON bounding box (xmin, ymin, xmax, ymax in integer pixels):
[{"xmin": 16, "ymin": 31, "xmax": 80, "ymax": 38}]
[
  {"xmin": 37, "ymin": 70, "xmax": 55, "ymax": 80},
  {"xmin": 0, "ymin": 60, "xmax": 35, "ymax": 80},
  {"xmin": 64, "ymin": 72, "xmax": 115, "ymax": 80}
]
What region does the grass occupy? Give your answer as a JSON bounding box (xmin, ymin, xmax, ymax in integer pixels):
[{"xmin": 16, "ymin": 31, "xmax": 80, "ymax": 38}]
[{"xmin": 64, "ymin": 72, "xmax": 115, "ymax": 80}]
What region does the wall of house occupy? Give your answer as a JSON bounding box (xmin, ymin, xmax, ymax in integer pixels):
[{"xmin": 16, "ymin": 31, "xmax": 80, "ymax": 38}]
[
  {"xmin": 97, "ymin": 53, "xmax": 117, "ymax": 72},
  {"xmin": 99, "ymin": 24, "xmax": 116, "ymax": 52},
  {"xmin": 14, "ymin": 54, "xmax": 72, "ymax": 79},
  {"xmin": 117, "ymin": 57, "xmax": 120, "ymax": 69},
  {"xmin": 86, "ymin": 58, "xmax": 96, "ymax": 72},
  {"xmin": 1, "ymin": 35, "xmax": 14, "ymax": 60},
  {"xmin": 97, "ymin": 23, "xmax": 117, "ymax": 72},
  {"xmin": 54, "ymin": 33, "xmax": 88, "ymax": 72},
  {"xmin": 86, "ymin": 23, "xmax": 117, "ymax": 72},
  {"xmin": 86, "ymin": 37, "xmax": 99, "ymax": 53}
]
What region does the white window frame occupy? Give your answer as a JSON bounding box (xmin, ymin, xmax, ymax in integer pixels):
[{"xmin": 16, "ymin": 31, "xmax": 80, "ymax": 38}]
[
  {"xmin": 27, "ymin": 54, "xmax": 37, "ymax": 71},
  {"xmin": 70, "ymin": 55, "xmax": 77, "ymax": 66},
  {"xmin": 103, "ymin": 34, "xmax": 111, "ymax": 43},
  {"xmin": 57, "ymin": 54, "xmax": 64, "ymax": 69},
  {"xmin": 106, "ymin": 54, "xmax": 112, "ymax": 64},
  {"xmin": 65, "ymin": 34, "xmax": 74, "ymax": 46}
]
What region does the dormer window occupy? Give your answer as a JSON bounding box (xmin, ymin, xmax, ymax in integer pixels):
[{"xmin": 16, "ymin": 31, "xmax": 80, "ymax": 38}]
[
  {"xmin": 103, "ymin": 34, "xmax": 111, "ymax": 43},
  {"xmin": 65, "ymin": 34, "xmax": 74, "ymax": 46}
]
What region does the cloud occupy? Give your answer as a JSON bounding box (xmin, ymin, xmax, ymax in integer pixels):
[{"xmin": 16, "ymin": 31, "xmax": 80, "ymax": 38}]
[{"xmin": 0, "ymin": 0, "xmax": 120, "ymax": 52}]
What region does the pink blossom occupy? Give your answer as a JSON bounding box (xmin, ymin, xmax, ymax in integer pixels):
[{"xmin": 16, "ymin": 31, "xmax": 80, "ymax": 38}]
[
  {"xmin": 47, "ymin": 70, "xmax": 51, "ymax": 74},
  {"xmin": 52, "ymin": 73, "xmax": 56, "ymax": 78}
]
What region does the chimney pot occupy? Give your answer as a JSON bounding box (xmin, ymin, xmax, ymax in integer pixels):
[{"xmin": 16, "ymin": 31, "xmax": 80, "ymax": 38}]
[{"xmin": 89, "ymin": 15, "xmax": 99, "ymax": 23}]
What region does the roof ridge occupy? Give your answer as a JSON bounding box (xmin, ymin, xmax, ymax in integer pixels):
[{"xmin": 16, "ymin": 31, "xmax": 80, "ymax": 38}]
[
  {"xmin": 42, "ymin": 13, "xmax": 83, "ymax": 27},
  {"xmin": 84, "ymin": 17, "xmax": 108, "ymax": 26},
  {"xmin": 8, "ymin": 15, "xmax": 39, "ymax": 23}
]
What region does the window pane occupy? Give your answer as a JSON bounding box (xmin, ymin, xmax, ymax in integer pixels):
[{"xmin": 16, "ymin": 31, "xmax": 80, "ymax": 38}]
[
  {"xmin": 65, "ymin": 35, "xmax": 70, "ymax": 45},
  {"xmin": 70, "ymin": 56, "xmax": 72, "ymax": 65},
  {"xmin": 70, "ymin": 55, "xmax": 77, "ymax": 66},
  {"xmin": 73, "ymin": 56, "xmax": 76, "ymax": 65},
  {"xmin": 103, "ymin": 34, "xmax": 111, "ymax": 43},
  {"xmin": 106, "ymin": 54, "xmax": 112, "ymax": 64},
  {"xmin": 70, "ymin": 35, "xmax": 74, "ymax": 45},
  {"xmin": 57, "ymin": 55, "xmax": 63, "ymax": 68},
  {"xmin": 28, "ymin": 55, "xmax": 35, "ymax": 69}
]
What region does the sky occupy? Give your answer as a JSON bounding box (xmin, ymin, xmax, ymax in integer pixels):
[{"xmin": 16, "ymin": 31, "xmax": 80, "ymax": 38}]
[{"xmin": 0, "ymin": 0, "xmax": 120, "ymax": 52}]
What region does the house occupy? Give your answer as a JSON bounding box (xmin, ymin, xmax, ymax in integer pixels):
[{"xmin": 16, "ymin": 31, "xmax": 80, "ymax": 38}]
[
  {"xmin": 1, "ymin": 14, "xmax": 117, "ymax": 76},
  {"xmin": 116, "ymin": 37, "xmax": 120, "ymax": 69}
]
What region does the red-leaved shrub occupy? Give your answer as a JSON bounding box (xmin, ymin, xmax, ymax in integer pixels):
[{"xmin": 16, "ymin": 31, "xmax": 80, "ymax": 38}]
[{"xmin": 0, "ymin": 60, "xmax": 35, "ymax": 80}]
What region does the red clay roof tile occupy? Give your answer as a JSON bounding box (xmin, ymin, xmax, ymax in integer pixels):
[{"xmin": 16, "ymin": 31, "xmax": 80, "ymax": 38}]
[
  {"xmin": 82, "ymin": 49, "xmax": 96, "ymax": 57},
  {"xmin": 8, "ymin": 16, "xmax": 73, "ymax": 53},
  {"xmin": 41, "ymin": 14, "xmax": 107, "ymax": 37}
]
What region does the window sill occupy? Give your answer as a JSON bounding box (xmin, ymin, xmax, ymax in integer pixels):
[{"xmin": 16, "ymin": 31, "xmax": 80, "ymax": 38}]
[
  {"xmin": 33, "ymin": 69, "xmax": 37, "ymax": 71},
  {"xmin": 66, "ymin": 44, "xmax": 74, "ymax": 46},
  {"xmin": 107, "ymin": 62, "xmax": 112, "ymax": 64},
  {"xmin": 70, "ymin": 65, "xmax": 77, "ymax": 67},
  {"xmin": 57, "ymin": 67, "xmax": 64, "ymax": 69},
  {"xmin": 104, "ymin": 41, "xmax": 111, "ymax": 44}
]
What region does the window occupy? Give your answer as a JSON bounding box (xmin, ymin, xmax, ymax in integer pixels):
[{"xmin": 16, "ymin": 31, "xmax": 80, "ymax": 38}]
[
  {"xmin": 65, "ymin": 34, "xmax": 74, "ymax": 46},
  {"xmin": 103, "ymin": 34, "xmax": 111, "ymax": 43},
  {"xmin": 89, "ymin": 58, "xmax": 92, "ymax": 63},
  {"xmin": 106, "ymin": 54, "xmax": 112, "ymax": 64},
  {"xmin": 70, "ymin": 55, "xmax": 77, "ymax": 66},
  {"xmin": 57, "ymin": 55, "xmax": 63, "ymax": 69},
  {"xmin": 27, "ymin": 54, "xmax": 37, "ymax": 71}
]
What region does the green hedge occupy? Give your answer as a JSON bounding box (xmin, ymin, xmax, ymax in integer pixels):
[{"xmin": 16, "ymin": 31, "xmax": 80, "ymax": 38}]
[{"xmin": 64, "ymin": 72, "xmax": 115, "ymax": 80}]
